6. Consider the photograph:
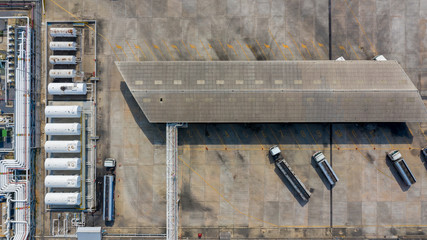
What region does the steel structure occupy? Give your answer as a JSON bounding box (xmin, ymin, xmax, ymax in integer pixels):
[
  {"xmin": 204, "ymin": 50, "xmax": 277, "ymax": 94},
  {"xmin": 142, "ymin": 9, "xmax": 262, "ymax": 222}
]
[
  {"xmin": 116, "ymin": 61, "xmax": 427, "ymax": 123},
  {"xmin": 166, "ymin": 123, "xmax": 178, "ymax": 240},
  {"xmin": 166, "ymin": 123, "xmax": 186, "ymax": 240},
  {"xmin": 0, "ymin": 17, "xmax": 32, "ymax": 240}
]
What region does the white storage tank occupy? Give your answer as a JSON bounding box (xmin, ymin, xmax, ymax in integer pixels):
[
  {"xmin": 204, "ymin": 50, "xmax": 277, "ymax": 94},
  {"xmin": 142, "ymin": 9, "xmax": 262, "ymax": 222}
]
[
  {"xmin": 45, "ymin": 175, "xmax": 81, "ymax": 188},
  {"xmin": 45, "ymin": 192, "xmax": 81, "ymax": 206},
  {"xmin": 45, "ymin": 158, "xmax": 81, "ymax": 171},
  {"xmin": 49, "ymin": 42, "xmax": 77, "ymax": 51},
  {"xmin": 45, "ymin": 140, "xmax": 81, "ymax": 153},
  {"xmin": 50, "ymin": 28, "xmax": 77, "ymax": 37},
  {"xmin": 45, "ymin": 105, "xmax": 82, "ymax": 118},
  {"xmin": 48, "ymin": 83, "xmax": 87, "ymax": 95},
  {"xmin": 45, "ymin": 123, "xmax": 81, "ymax": 135},
  {"xmin": 49, "ymin": 69, "xmax": 76, "ymax": 78},
  {"xmin": 49, "ymin": 55, "xmax": 77, "ymax": 65}
]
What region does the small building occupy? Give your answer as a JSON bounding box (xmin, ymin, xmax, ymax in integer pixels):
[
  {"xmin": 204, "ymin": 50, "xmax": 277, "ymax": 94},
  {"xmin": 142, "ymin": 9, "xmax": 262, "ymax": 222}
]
[{"xmin": 76, "ymin": 227, "xmax": 102, "ymax": 240}]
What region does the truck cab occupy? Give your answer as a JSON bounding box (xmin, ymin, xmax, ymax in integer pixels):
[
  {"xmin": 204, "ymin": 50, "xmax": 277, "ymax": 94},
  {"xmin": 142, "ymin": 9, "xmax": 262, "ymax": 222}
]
[
  {"xmin": 387, "ymin": 150, "xmax": 402, "ymax": 162},
  {"xmin": 313, "ymin": 151, "xmax": 326, "ymax": 163},
  {"xmin": 104, "ymin": 158, "xmax": 116, "ymax": 168},
  {"xmin": 269, "ymin": 145, "xmax": 282, "ymax": 161}
]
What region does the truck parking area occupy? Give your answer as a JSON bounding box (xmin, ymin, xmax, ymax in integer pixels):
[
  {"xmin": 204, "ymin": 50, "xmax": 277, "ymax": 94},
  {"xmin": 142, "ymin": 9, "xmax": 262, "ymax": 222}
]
[
  {"xmin": 172, "ymin": 123, "xmax": 427, "ymax": 238},
  {"xmin": 102, "ymin": 97, "xmax": 427, "ymax": 238}
]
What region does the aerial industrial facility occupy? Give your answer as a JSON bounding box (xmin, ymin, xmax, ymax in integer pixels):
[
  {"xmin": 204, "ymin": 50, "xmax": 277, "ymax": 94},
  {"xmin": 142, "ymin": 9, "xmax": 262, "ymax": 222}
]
[{"xmin": 1, "ymin": 0, "xmax": 427, "ymax": 240}]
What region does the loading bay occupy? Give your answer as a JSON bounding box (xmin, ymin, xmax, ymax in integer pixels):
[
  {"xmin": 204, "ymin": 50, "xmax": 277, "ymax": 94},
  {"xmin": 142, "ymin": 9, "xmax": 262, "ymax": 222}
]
[{"xmin": 38, "ymin": 0, "xmax": 427, "ymax": 239}]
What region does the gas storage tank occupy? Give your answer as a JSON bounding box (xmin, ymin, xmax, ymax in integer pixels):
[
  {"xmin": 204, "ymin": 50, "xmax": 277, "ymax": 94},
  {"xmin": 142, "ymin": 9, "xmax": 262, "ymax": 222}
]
[
  {"xmin": 49, "ymin": 55, "xmax": 76, "ymax": 65},
  {"xmin": 49, "ymin": 42, "xmax": 77, "ymax": 51},
  {"xmin": 49, "ymin": 69, "xmax": 76, "ymax": 78},
  {"xmin": 45, "ymin": 158, "xmax": 81, "ymax": 170},
  {"xmin": 48, "ymin": 83, "xmax": 87, "ymax": 95},
  {"xmin": 45, "ymin": 140, "xmax": 81, "ymax": 153},
  {"xmin": 45, "ymin": 105, "xmax": 82, "ymax": 118},
  {"xmin": 45, "ymin": 175, "xmax": 81, "ymax": 188},
  {"xmin": 45, "ymin": 193, "xmax": 81, "ymax": 206},
  {"xmin": 45, "ymin": 123, "xmax": 81, "ymax": 135},
  {"xmin": 49, "ymin": 28, "xmax": 77, "ymax": 37}
]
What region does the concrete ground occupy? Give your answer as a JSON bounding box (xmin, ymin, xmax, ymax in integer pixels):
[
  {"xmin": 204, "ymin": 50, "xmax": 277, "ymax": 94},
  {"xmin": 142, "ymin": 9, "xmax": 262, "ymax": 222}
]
[
  {"xmin": 174, "ymin": 123, "xmax": 427, "ymax": 239},
  {"xmin": 40, "ymin": 0, "xmax": 427, "ymax": 239}
]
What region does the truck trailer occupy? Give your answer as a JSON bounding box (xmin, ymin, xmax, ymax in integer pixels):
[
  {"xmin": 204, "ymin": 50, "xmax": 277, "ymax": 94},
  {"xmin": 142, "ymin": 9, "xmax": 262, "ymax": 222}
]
[{"xmin": 270, "ymin": 145, "xmax": 311, "ymax": 201}]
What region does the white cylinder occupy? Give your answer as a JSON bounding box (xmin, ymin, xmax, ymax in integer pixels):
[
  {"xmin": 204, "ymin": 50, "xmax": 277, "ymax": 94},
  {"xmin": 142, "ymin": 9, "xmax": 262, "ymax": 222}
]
[
  {"xmin": 49, "ymin": 28, "xmax": 77, "ymax": 37},
  {"xmin": 49, "ymin": 69, "xmax": 76, "ymax": 78},
  {"xmin": 49, "ymin": 42, "xmax": 77, "ymax": 51},
  {"xmin": 45, "ymin": 192, "xmax": 81, "ymax": 206},
  {"xmin": 45, "ymin": 140, "xmax": 81, "ymax": 153},
  {"xmin": 45, "ymin": 123, "xmax": 81, "ymax": 135},
  {"xmin": 48, "ymin": 83, "xmax": 87, "ymax": 95},
  {"xmin": 45, "ymin": 158, "xmax": 81, "ymax": 170},
  {"xmin": 45, "ymin": 105, "xmax": 82, "ymax": 118},
  {"xmin": 49, "ymin": 56, "xmax": 76, "ymax": 65},
  {"xmin": 45, "ymin": 175, "xmax": 81, "ymax": 188}
]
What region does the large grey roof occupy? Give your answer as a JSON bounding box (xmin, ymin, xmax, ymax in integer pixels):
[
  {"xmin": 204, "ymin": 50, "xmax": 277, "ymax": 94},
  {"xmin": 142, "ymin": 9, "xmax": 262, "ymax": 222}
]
[{"xmin": 116, "ymin": 61, "xmax": 427, "ymax": 123}]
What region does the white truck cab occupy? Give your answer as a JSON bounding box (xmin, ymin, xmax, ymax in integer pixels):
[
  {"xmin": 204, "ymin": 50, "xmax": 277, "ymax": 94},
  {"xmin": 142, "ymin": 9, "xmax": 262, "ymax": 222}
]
[
  {"xmin": 104, "ymin": 158, "xmax": 116, "ymax": 168},
  {"xmin": 313, "ymin": 151, "xmax": 326, "ymax": 163},
  {"xmin": 387, "ymin": 150, "xmax": 402, "ymax": 161},
  {"xmin": 269, "ymin": 145, "xmax": 281, "ymax": 157}
]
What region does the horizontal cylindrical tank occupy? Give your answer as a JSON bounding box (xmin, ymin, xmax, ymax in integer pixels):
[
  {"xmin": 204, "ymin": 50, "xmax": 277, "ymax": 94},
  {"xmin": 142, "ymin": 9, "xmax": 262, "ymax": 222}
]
[
  {"xmin": 49, "ymin": 55, "xmax": 76, "ymax": 65},
  {"xmin": 45, "ymin": 158, "xmax": 81, "ymax": 170},
  {"xmin": 45, "ymin": 105, "xmax": 82, "ymax": 118},
  {"xmin": 45, "ymin": 140, "xmax": 81, "ymax": 153},
  {"xmin": 49, "ymin": 42, "xmax": 77, "ymax": 51},
  {"xmin": 50, "ymin": 28, "xmax": 77, "ymax": 37},
  {"xmin": 48, "ymin": 83, "xmax": 87, "ymax": 95},
  {"xmin": 45, "ymin": 175, "xmax": 81, "ymax": 188},
  {"xmin": 49, "ymin": 69, "xmax": 76, "ymax": 78},
  {"xmin": 45, "ymin": 123, "xmax": 81, "ymax": 135},
  {"xmin": 45, "ymin": 192, "xmax": 81, "ymax": 206}
]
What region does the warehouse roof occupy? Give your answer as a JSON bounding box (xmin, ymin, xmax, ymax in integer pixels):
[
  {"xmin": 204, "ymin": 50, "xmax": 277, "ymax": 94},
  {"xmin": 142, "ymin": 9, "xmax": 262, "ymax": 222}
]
[{"xmin": 116, "ymin": 61, "xmax": 427, "ymax": 123}]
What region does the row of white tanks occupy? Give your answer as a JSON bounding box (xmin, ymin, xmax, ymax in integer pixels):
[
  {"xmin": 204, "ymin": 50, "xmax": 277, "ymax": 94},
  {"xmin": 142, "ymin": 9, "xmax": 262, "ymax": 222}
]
[
  {"xmin": 49, "ymin": 28, "xmax": 77, "ymax": 65},
  {"xmin": 48, "ymin": 28, "xmax": 87, "ymax": 96},
  {"xmin": 47, "ymin": 27, "xmax": 82, "ymax": 206},
  {"xmin": 44, "ymin": 106, "xmax": 82, "ymax": 153},
  {"xmin": 45, "ymin": 105, "xmax": 82, "ymax": 206}
]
